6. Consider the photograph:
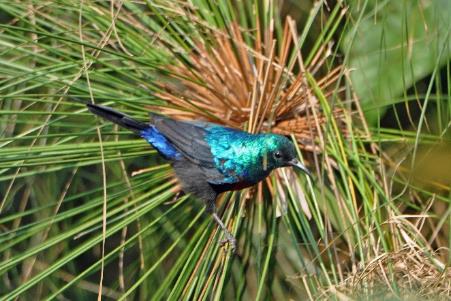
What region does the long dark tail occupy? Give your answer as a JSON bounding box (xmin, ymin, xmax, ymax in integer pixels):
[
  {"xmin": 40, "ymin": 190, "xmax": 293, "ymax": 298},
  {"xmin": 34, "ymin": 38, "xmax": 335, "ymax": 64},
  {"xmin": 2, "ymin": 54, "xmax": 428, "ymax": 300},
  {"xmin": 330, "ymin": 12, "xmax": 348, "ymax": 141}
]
[{"xmin": 86, "ymin": 104, "xmax": 148, "ymax": 133}]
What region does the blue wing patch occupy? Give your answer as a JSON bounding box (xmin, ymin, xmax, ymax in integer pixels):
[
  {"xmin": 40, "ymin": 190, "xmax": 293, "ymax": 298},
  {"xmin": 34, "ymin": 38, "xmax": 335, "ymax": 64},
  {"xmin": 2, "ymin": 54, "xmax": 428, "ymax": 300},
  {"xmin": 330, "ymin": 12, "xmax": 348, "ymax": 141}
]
[{"xmin": 140, "ymin": 126, "xmax": 182, "ymax": 160}]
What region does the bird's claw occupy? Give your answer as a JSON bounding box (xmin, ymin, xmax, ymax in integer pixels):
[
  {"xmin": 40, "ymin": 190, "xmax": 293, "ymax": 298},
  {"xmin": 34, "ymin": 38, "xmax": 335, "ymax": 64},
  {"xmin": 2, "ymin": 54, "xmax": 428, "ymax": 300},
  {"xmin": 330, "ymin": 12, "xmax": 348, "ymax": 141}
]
[{"xmin": 220, "ymin": 231, "xmax": 237, "ymax": 253}]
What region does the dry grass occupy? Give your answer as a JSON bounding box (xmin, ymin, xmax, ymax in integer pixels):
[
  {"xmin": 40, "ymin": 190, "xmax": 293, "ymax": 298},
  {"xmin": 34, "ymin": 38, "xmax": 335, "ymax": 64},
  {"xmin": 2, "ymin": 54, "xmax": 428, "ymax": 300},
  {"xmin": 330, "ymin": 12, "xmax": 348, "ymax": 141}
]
[
  {"xmin": 328, "ymin": 247, "xmax": 450, "ymax": 300},
  {"xmin": 152, "ymin": 18, "xmax": 345, "ymax": 153}
]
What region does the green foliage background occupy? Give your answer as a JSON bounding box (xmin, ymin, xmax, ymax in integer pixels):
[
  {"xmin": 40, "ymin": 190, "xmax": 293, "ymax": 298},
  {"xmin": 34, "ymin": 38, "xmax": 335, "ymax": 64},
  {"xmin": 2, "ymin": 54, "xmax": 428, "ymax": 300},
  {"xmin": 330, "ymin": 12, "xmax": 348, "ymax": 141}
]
[{"xmin": 0, "ymin": 0, "xmax": 449, "ymax": 300}]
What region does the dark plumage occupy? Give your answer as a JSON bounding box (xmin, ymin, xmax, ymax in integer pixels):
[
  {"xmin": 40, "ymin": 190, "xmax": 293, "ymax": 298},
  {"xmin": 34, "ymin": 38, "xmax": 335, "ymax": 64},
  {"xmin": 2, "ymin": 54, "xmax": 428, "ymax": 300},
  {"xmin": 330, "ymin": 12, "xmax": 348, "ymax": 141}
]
[{"xmin": 87, "ymin": 104, "xmax": 311, "ymax": 252}]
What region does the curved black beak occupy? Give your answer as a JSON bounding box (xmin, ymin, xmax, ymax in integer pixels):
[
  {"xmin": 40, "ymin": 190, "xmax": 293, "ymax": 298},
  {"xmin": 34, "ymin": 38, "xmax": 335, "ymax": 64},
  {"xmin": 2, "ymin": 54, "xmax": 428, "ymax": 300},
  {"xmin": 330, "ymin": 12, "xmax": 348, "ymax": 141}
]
[{"xmin": 288, "ymin": 159, "xmax": 312, "ymax": 178}]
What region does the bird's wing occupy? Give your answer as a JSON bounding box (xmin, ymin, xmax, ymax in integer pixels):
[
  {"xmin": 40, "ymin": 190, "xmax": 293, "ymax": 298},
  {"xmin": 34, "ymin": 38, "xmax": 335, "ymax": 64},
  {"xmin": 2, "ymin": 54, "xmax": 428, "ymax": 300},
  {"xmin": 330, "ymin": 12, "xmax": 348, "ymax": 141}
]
[{"xmin": 150, "ymin": 113, "xmax": 227, "ymax": 183}]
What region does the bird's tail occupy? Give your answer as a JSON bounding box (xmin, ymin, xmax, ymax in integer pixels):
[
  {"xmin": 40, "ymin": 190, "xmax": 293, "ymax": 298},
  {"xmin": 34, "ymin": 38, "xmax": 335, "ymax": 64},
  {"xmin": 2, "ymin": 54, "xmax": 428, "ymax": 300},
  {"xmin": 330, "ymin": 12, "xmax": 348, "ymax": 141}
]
[{"xmin": 87, "ymin": 104, "xmax": 148, "ymax": 133}]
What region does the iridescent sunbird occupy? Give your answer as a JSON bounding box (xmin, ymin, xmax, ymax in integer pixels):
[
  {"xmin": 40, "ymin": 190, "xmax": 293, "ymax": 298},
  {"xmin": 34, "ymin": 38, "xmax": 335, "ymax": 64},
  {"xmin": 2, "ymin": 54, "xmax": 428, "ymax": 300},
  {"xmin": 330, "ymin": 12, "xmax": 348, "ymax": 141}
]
[{"xmin": 87, "ymin": 104, "xmax": 311, "ymax": 252}]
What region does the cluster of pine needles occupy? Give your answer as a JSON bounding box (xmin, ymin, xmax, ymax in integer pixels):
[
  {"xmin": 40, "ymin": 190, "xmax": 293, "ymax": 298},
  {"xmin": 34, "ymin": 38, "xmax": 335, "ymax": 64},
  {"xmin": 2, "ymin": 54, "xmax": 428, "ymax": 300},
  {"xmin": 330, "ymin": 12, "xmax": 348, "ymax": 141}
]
[{"xmin": 0, "ymin": 0, "xmax": 449, "ymax": 300}]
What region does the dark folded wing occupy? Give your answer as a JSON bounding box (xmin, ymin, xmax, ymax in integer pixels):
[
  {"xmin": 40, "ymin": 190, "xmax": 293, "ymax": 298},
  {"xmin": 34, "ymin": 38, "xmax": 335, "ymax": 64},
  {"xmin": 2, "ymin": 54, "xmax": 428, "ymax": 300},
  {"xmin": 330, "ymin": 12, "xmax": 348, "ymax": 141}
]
[{"xmin": 150, "ymin": 113, "xmax": 226, "ymax": 183}]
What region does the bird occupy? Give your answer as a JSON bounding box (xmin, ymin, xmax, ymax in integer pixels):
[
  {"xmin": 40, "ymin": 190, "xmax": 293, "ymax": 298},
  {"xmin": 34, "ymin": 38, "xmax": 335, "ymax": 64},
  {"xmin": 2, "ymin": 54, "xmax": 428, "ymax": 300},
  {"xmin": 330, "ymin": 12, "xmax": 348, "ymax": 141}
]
[{"xmin": 86, "ymin": 103, "xmax": 311, "ymax": 252}]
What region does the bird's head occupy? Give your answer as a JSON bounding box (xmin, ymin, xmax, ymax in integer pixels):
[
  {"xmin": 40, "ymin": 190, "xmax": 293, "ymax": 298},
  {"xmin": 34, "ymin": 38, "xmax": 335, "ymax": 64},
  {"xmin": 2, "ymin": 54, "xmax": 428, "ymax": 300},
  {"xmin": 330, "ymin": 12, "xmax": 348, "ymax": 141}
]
[{"xmin": 263, "ymin": 134, "xmax": 311, "ymax": 177}]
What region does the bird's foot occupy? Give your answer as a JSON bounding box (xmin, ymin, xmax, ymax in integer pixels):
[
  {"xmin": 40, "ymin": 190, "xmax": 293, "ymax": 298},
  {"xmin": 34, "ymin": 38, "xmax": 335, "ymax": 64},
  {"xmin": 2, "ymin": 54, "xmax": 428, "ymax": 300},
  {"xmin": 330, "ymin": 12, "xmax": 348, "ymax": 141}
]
[
  {"xmin": 219, "ymin": 230, "xmax": 236, "ymax": 253},
  {"xmin": 211, "ymin": 212, "xmax": 237, "ymax": 253}
]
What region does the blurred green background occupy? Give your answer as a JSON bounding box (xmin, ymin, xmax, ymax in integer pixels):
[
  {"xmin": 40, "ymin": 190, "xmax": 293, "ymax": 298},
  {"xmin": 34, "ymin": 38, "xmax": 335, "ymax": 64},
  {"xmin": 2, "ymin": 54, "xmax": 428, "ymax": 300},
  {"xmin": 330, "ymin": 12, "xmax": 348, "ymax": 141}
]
[{"xmin": 0, "ymin": 0, "xmax": 449, "ymax": 300}]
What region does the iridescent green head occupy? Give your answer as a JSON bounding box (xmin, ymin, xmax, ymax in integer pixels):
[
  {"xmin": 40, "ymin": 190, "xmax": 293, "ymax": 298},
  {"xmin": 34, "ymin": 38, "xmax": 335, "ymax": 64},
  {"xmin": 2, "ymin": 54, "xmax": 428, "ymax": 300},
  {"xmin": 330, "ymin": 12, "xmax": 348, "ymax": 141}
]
[
  {"xmin": 262, "ymin": 134, "xmax": 311, "ymax": 176},
  {"xmin": 205, "ymin": 126, "xmax": 311, "ymax": 184}
]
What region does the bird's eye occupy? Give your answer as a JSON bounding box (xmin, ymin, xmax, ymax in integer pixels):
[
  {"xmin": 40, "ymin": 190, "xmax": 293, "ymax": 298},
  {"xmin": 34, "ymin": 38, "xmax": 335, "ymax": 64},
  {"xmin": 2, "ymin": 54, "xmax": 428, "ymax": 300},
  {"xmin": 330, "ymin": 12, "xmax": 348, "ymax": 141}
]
[{"xmin": 273, "ymin": 151, "xmax": 282, "ymax": 159}]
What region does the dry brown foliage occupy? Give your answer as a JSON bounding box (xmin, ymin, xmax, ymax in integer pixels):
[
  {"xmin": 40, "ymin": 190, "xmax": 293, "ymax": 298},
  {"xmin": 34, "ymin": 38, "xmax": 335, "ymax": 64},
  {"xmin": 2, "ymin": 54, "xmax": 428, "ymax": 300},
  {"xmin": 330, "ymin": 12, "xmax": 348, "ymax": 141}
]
[
  {"xmin": 152, "ymin": 18, "xmax": 346, "ymax": 153},
  {"xmin": 327, "ymin": 247, "xmax": 451, "ymax": 300}
]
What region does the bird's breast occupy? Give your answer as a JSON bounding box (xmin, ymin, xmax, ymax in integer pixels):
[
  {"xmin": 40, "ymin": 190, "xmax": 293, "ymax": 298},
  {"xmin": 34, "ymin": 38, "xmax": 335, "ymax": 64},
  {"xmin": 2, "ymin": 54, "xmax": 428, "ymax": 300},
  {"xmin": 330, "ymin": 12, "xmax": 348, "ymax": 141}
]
[{"xmin": 211, "ymin": 180, "xmax": 257, "ymax": 193}]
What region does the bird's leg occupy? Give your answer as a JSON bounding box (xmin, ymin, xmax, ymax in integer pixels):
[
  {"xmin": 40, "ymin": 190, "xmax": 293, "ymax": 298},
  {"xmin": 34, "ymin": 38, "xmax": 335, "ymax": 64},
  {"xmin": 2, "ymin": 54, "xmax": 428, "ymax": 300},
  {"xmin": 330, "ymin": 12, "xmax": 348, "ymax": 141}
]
[
  {"xmin": 206, "ymin": 204, "xmax": 236, "ymax": 252},
  {"xmin": 212, "ymin": 212, "xmax": 237, "ymax": 252}
]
